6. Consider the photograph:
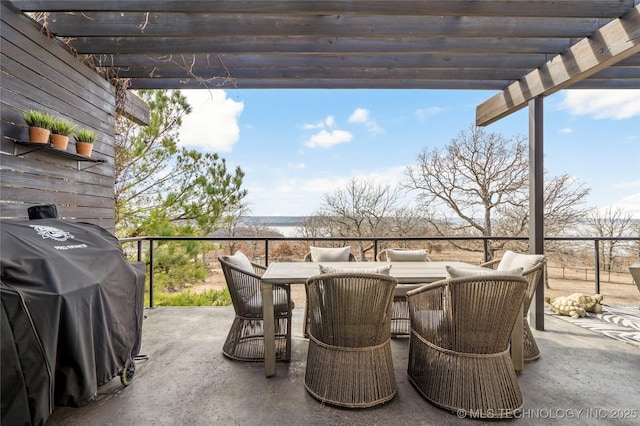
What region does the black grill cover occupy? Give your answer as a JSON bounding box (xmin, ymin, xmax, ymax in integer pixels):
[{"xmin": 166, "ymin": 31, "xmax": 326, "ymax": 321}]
[{"xmin": 1, "ymin": 219, "xmax": 145, "ymax": 425}]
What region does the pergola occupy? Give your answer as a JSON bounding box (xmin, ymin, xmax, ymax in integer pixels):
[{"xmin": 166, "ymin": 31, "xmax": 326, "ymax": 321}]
[
  {"xmin": 6, "ymin": 0, "xmax": 640, "ymax": 330},
  {"xmin": 8, "ymin": 1, "xmax": 640, "ymax": 123}
]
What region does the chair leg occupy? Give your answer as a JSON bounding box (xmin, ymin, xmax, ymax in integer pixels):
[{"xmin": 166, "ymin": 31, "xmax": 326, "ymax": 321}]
[
  {"xmin": 286, "ymin": 312, "xmax": 292, "ymax": 361},
  {"xmin": 274, "ymin": 316, "xmax": 292, "ymax": 362},
  {"xmin": 223, "ymin": 316, "xmax": 292, "ymax": 362},
  {"xmin": 523, "ymin": 318, "xmax": 541, "ymax": 362},
  {"xmin": 223, "ymin": 317, "xmax": 266, "ymax": 361},
  {"xmin": 302, "ymin": 307, "xmax": 308, "ymax": 338},
  {"xmin": 391, "ymin": 296, "xmax": 410, "ymax": 338},
  {"xmin": 302, "ymin": 290, "xmax": 310, "ymax": 338}
]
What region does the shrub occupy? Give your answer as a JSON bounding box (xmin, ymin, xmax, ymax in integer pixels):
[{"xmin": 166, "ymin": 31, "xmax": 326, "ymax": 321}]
[{"xmin": 150, "ymin": 288, "xmax": 231, "ymax": 306}]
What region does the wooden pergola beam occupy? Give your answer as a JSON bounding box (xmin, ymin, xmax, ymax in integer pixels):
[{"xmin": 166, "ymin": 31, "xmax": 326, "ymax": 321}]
[
  {"xmin": 476, "ymin": 5, "xmax": 640, "ymax": 126},
  {"xmin": 10, "ymin": 0, "xmax": 635, "ymax": 18},
  {"xmin": 127, "ymin": 78, "xmax": 511, "ymax": 90},
  {"xmin": 117, "ymin": 91, "xmax": 150, "ymax": 126}
]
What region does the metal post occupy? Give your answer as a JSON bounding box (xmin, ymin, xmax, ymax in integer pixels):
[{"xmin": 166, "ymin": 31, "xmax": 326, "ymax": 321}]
[
  {"xmin": 594, "ymin": 240, "xmax": 601, "ymax": 294},
  {"xmin": 265, "ymin": 239, "xmax": 269, "ymax": 266},
  {"xmin": 529, "ymin": 97, "xmax": 545, "ymax": 331},
  {"xmin": 137, "ymin": 240, "xmax": 142, "ymax": 262},
  {"xmin": 149, "ymin": 240, "xmax": 154, "ymax": 308},
  {"xmin": 483, "ymin": 238, "xmax": 489, "ymax": 262}
]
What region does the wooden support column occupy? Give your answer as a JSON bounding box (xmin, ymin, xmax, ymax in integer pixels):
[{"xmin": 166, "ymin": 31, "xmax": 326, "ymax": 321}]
[{"xmin": 529, "ymin": 97, "xmax": 545, "ymax": 330}]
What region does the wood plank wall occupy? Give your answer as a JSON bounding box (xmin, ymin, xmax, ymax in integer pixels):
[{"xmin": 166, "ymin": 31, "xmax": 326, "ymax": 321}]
[{"xmin": 0, "ymin": 2, "xmax": 117, "ymax": 231}]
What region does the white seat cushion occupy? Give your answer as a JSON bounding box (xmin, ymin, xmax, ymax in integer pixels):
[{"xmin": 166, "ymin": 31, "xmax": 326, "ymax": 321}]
[
  {"xmin": 310, "ymin": 246, "xmax": 352, "ymax": 262},
  {"xmin": 319, "ymin": 264, "xmax": 392, "ymax": 275},
  {"xmin": 497, "ymin": 250, "xmax": 544, "ymax": 272},
  {"xmin": 386, "ymin": 249, "xmax": 429, "ymax": 262},
  {"xmin": 223, "ymin": 250, "xmax": 254, "ymax": 273},
  {"xmin": 446, "ymin": 265, "xmax": 523, "ymax": 279}
]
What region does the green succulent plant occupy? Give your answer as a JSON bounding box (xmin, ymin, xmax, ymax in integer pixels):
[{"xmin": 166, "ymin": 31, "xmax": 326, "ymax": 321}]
[
  {"xmin": 50, "ymin": 118, "xmax": 77, "ymax": 136},
  {"xmin": 22, "ymin": 110, "xmax": 54, "ymax": 129},
  {"xmin": 73, "ymin": 128, "xmax": 97, "ymax": 143}
]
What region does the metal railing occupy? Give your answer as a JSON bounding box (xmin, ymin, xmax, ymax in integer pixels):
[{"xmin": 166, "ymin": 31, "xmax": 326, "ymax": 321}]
[{"xmin": 119, "ymin": 235, "xmax": 639, "ymax": 308}]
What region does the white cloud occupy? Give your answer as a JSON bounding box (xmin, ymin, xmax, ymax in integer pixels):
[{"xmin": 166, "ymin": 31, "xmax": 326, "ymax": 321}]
[
  {"xmin": 244, "ymin": 174, "xmax": 347, "ymax": 215},
  {"xmin": 325, "ymin": 116, "xmax": 335, "ymax": 127},
  {"xmin": 559, "ymin": 90, "xmax": 640, "ymax": 120},
  {"xmin": 305, "ymin": 129, "xmax": 353, "ymax": 148},
  {"xmin": 348, "ymin": 107, "xmax": 384, "ymax": 134},
  {"xmin": 303, "ymin": 115, "xmax": 335, "ymax": 130},
  {"xmin": 301, "ymin": 177, "xmax": 350, "ymax": 193},
  {"xmin": 613, "ymin": 180, "xmax": 640, "ymax": 189},
  {"xmin": 179, "ymin": 90, "xmax": 244, "ymax": 152},
  {"xmin": 349, "ymin": 166, "xmax": 406, "ymax": 186},
  {"xmin": 243, "ymin": 164, "xmax": 417, "ymax": 216},
  {"xmin": 559, "ymin": 127, "xmax": 572, "ymax": 134},
  {"xmin": 415, "ymin": 106, "xmax": 445, "ymax": 122},
  {"xmin": 611, "ymin": 193, "xmax": 640, "ymax": 219},
  {"xmin": 289, "ymin": 162, "xmax": 306, "ymax": 170},
  {"xmin": 303, "ymin": 121, "xmax": 325, "ymax": 130},
  {"xmin": 348, "ymin": 108, "xmax": 370, "ymax": 123}
]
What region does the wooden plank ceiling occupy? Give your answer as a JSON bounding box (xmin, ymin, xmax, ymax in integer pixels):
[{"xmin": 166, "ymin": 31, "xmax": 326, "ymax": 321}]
[{"xmin": 7, "ymin": 0, "xmax": 640, "ymax": 124}]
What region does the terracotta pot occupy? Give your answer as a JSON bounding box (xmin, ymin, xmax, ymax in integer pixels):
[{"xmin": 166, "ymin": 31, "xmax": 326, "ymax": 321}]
[
  {"xmin": 75, "ymin": 142, "xmax": 93, "ymax": 157},
  {"xmin": 50, "ymin": 134, "xmax": 69, "ymax": 150},
  {"xmin": 28, "ymin": 126, "xmax": 50, "ymax": 143}
]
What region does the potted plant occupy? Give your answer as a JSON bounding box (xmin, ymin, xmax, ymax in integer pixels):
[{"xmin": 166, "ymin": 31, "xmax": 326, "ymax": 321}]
[
  {"xmin": 49, "ymin": 118, "xmax": 77, "ymax": 151},
  {"xmin": 74, "ymin": 128, "xmax": 97, "ymax": 157},
  {"xmin": 23, "ymin": 110, "xmax": 54, "ymax": 143}
]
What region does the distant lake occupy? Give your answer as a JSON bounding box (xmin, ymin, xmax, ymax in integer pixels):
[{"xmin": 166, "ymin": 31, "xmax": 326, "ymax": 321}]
[
  {"xmin": 270, "ymin": 226, "xmax": 299, "ymax": 237},
  {"xmin": 241, "ymin": 217, "xmax": 304, "ymax": 237}
]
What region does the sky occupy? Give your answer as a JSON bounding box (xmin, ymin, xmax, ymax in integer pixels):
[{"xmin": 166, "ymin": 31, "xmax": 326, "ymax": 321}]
[{"xmin": 178, "ymin": 88, "xmax": 640, "ymax": 219}]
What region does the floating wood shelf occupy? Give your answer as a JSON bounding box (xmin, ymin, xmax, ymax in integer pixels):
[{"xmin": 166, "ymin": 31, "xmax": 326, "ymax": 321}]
[{"xmin": 13, "ymin": 141, "xmax": 105, "ymax": 170}]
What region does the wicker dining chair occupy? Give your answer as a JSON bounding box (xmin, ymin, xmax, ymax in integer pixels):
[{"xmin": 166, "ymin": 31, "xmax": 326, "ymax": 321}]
[
  {"xmin": 481, "ymin": 251, "xmax": 546, "ymax": 362},
  {"xmin": 304, "ymin": 272, "xmax": 398, "ymax": 408},
  {"xmin": 376, "ymin": 248, "xmax": 431, "ymax": 338},
  {"xmin": 407, "ymin": 274, "xmax": 528, "ymax": 418},
  {"xmin": 218, "ymin": 252, "xmax": 293, "ymax": 362},
  {"xmin": 302, "ymin": 247, "xmax": 357, "ymax": 337}
]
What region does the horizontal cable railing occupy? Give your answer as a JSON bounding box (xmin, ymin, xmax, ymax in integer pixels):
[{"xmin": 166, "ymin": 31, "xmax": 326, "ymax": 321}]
[{"xmin": 119, "ymin": 235, "xmax": 639, "ymax": 308}]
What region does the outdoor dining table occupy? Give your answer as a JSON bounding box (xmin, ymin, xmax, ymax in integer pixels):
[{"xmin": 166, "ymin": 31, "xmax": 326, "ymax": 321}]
[{"xmin": 260, "ymin": 261, "xmax": 525, "ymax": 377}]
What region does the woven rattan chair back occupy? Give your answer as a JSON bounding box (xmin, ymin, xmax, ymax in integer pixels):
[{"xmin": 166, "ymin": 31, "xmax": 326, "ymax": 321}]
[
  {"xmin": 218, "ymin": 255, "xmax": 292, "ymax": 362},
  {"xmin": 375, "ymin": 248, "xmax": 430, "ymax": 338},
  {"xmin": 407, "ymin": 275, "xmax": 527, "ymax": 418},
  {"xmin": 302, "ymin": 249, "xmax": 356, "ymax": 337},
  {"xmin": 482, "ymin": 254, "xmax": 546, "ymax": 361},
  {"xmin": 520, "ymin": 260, "xmax": 545, "ymax": 360},
  {"xmin": 304, "ymin": 272, "xmax": 398, "ymax": 408}
]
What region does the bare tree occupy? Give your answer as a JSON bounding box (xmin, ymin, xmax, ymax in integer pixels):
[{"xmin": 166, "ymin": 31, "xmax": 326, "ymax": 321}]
[
  {"xmin": 403, "ymin": 124, "xmax": 590, "ymax": 258},
  {"xmin": 297, "ymin": 215, "xmax": 338, "ymax": 239},
  {"xmin": 304, "ymin": 178, "xmax": 408, "ymax": 259},
  {"xmin": 496, "ymin": 173, "xmax": 590, "ymax": 237},
  {"xmin": 221, "ymin": 204, "xmax": 252, "ymax": 255},
  {"xmin": 386, "ymin": 205, "xmax": 428, "ymax": 241},
  {"xmin": 586, "ymin": 206, "xmax": 635, "ymax": 271}
]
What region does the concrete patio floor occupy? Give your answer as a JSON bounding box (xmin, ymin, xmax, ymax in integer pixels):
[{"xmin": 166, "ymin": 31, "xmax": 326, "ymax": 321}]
[{"xmin": 46, "ymin": 306, "xmax": 640, "ymax": 426}]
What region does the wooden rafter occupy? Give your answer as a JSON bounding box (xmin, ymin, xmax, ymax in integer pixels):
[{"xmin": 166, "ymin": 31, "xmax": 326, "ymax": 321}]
[
  {"xmin": 5, "ymin": 0, "xmax": 639, "ymax": 119},
  {"xmin": 477, "ymin": 4, "xmax": 640, "ymax": 125}
]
